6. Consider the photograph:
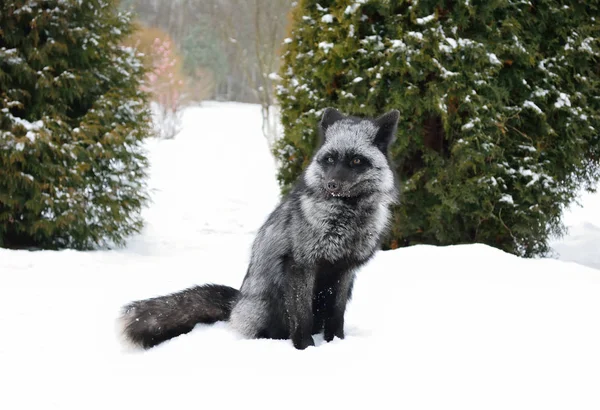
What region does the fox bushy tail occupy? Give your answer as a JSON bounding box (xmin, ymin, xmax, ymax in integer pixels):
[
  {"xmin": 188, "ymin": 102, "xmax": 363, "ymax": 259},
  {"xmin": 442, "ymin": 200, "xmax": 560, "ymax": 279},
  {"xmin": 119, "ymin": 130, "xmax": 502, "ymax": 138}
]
[{"xmin": 119, "ymin": 284, "xmax": 239, "ymax": 349}]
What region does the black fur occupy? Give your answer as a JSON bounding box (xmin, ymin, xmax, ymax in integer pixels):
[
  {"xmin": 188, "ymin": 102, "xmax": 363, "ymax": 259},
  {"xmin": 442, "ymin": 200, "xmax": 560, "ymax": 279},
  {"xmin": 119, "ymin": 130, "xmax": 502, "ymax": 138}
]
[{"xmin": 121, "ymin": 284, "xmax": 239, "ymax": 348}]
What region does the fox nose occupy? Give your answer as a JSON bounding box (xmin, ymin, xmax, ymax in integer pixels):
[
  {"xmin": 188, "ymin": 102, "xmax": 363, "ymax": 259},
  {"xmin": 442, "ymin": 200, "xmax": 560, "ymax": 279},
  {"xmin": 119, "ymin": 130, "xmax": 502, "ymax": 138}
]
[{"xmin": 326, "ymin": 180, "xmax": 340, "ymax": 192}]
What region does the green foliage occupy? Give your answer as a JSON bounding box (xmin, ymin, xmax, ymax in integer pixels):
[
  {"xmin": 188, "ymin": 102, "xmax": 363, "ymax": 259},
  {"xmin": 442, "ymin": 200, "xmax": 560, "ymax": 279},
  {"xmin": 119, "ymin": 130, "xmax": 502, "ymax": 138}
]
[
  {"xmin": 181, "ymin": 21, "xmax": 228, "ymax": 82},
  {"xmin": 275, "ymin": 0, "xmax": 600, "ymax": 257},
  {"xmin": 0, "ymin": 0, "xmax": 151, "ymax": 250}
]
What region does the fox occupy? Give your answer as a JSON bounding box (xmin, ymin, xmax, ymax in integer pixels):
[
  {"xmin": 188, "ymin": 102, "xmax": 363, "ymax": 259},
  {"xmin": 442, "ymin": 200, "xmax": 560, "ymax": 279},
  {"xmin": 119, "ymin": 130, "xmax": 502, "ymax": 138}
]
[{"xmin": 119, "ymin": 107, "xmax": 400, "ymax": 350}]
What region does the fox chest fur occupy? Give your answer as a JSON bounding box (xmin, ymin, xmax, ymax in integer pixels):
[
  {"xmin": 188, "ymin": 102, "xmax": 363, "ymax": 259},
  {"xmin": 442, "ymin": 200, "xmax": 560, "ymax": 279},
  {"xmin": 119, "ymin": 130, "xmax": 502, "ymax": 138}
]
[{"xmin": 294, "ymin": 193, "xmax": 391, "ymax": 264}]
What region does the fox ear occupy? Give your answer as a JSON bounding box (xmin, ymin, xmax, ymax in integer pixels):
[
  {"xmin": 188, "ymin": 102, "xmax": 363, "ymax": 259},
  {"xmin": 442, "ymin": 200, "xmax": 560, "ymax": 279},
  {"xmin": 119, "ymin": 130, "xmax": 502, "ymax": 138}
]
[
  {"xmin": 372, "ymin": 109, "xmax": 400, "ymax": 152},
  {"xmin": 320, "ymin": 107, "xmax": 345, "ymax": 134}
]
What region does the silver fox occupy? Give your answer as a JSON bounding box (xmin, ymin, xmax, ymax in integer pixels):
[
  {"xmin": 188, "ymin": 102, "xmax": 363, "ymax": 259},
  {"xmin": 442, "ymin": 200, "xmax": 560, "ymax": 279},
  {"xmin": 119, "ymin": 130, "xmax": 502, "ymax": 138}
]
[{"xmin": 120, "ymin": 108, "xmax": 400, "ymax": 350}]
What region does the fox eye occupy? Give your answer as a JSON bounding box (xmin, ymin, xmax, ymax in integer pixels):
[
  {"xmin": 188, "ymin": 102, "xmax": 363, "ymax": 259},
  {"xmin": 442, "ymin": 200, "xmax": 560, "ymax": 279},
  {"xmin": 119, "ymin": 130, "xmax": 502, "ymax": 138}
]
[
  {"xmin": 351, "ymin": 157, "xmax": 362, "ymax": 165},
  {"xmin": 326, "ymin": 156, "xmax": 335, "ymax": 163}
]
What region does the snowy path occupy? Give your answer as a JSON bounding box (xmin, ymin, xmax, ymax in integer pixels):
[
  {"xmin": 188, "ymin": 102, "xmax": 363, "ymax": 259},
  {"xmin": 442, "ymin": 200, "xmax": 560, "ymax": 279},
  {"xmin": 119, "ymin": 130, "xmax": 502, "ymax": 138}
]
[
  {"xmin": 0, "ymin": 102, "xmax": 281, "ymax": 409},
  {"xmin": 1, "ymin": 102, "xmax": 600, "ymax": 410}
]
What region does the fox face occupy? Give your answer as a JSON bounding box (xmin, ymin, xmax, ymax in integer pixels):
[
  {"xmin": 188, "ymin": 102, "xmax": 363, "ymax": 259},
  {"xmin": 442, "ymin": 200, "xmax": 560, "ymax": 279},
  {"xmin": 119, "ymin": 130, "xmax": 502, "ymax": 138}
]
[{"xmin": 305, "ymin": 108, "xmax": 399, "ymax": 199}]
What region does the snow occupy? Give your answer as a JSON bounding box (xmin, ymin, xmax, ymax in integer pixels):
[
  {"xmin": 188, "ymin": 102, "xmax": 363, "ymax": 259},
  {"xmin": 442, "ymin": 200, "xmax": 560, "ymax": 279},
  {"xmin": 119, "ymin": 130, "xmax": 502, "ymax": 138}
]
[
  {"xmin": 461, "ymin": 118, "xmax": 479, "ymax": 130},
  {"xmin": 321, "ymin": 14, "xmax": 334, "ymax": 23},
  {"xmin": 0, "ymin": 47, "xmax": 23, "ymax": 65},
  {"xmin": 360, "ymin": 35, "xmax": 385, "ymax": 51},
  {"xmin": 433, "ymin": 58, "xmax": 458, "ymax": 78},
  {"xmin": 518, "ymin": 144, "xmax": 537, "ymax": 153},
  {"xmin": 458, "ymin": 38, "xmax": 482, "ymax": 48},
  {"xmin": 445, "ymin": 37, "xmax": 458, "ymax": 49},
  {"xmin": 267, "ymin": 72, "xmax": 282, "ymax": 81},
  {"xmin": 512, "ymin": 35, "xmax": 527, "ymax": 53},
  {"xmin": 1, "ymin": 102, "xmax": 600, "ymax": 409},
  {"xmin": 416, "ymin": 14, "xmax": 435, "ymax": 25},
  {"xmin": 318, "ymin": 41, "xmax": 334, "ymax": 53},
  {"xmin": 488, "ymin": 52, "xmax": 502, "ymax": 65},
  {"xmin": 554, "ymin": 92, "xmax": 572, "ymax": 108},
  {"xmin": 499, "ymin": 193, "xmax": 514, "ymax": 205},
  {"xmin": 25, "ymin": 131, "xmax": 36, "ymax": 142},
  {"xmin": 347, "ymin": 24, "xmax": 355, "ymax": 38},
  {"xmin": 407, "ymin": 31, "xmax": 424, "ymax": 41},
  {"xmin": 344, "ymin": 0, "xmax": 366, "ymax": 15},
  {"xmin": 579, "ymin": 37, "xmax": 596, "ymax": 54},
  {"xmin": 389, "ymin": 39, "xmax": 407, "ymax": 51},
  {"xmin": 12, "ymin": 117, "xmax": 44, "ymax": 131},
  {"xmin": 523, "ymin": 100, "xmax": 543, "ymax": 114},
  {"xmin": 551, "ymin": 188, "xmax": 600, "ymax": 270}
]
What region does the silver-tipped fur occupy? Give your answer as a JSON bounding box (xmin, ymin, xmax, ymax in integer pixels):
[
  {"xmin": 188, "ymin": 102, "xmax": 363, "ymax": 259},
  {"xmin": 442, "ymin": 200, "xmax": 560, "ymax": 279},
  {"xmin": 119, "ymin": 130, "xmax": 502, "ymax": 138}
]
[{"xmin": 118, "ymin": 108, "xmax": 400, "ymax": 350}]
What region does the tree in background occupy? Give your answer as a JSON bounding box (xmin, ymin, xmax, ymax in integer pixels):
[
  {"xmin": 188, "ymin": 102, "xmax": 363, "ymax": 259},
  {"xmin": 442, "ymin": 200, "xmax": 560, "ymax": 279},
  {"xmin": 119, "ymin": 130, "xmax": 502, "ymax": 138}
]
[
  {"xmin": 0, "ymin": 0, "xmax": 151, "ymax": 250},
  {"xmin": 275, "ymin": 0, "xmax": 600, "ymax": 257},
  {"xmin": 121, "ymin": 0, "xmax": 294, "ymax": 143},
  {"xmin": 212, "ymin": 0, "xmax": 294, "ymax": 146},
  {"xmin": 126, "ymin": 25, "xmax": 187, "ymax": 139},
  {"xmin": 144, "ymin": 37, "xmax": 184, "ymax": 139},
  {"xmin": 181, "ymin": 22, "xmax": 226, "ymax": 103}
]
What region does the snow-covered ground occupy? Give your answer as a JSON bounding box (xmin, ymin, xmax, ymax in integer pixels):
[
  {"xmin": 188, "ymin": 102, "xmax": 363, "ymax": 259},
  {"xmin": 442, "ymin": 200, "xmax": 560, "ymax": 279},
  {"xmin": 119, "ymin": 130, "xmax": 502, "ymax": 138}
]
[
  {"xmin": 550, "ymin": 189, "xmax": 600, "ymax": 270},
  {"xmin": 1, "ymin": 102, "xmax": 599, "ymax": 410}
]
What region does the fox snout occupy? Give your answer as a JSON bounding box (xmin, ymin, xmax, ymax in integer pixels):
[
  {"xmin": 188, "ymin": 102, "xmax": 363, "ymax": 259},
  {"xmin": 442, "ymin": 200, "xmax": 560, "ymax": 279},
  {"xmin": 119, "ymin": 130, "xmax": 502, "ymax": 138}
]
[
  {"xmin": 322, "ymin": 164, "xmax": 356, "ymax": 197},
  {"xmin": 324, "ymin": 178, "xmax": 354, "ymax": 197},
  {"xmin": 325, "ymin": 180, "xmax": 341, "ymax": 194}
]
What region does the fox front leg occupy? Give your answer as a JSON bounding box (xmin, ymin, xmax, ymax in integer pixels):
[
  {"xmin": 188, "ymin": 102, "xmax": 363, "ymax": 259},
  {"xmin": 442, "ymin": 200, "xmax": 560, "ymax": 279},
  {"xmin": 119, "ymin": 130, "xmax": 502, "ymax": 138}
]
[
  {"xmin": 284, "ymin": 264, "xmax": 316, "ymax": 350},
  {"xmin": 323, "ymin": 271, "xmax": 354, "ymax": 342}
]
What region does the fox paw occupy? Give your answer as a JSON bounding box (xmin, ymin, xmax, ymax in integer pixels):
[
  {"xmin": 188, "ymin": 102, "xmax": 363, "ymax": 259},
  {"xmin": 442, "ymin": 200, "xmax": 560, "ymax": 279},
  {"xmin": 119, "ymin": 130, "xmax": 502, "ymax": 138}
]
[{"xmin": 292, "ymin": 336, "xmax": 315, "ymax": 350}]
